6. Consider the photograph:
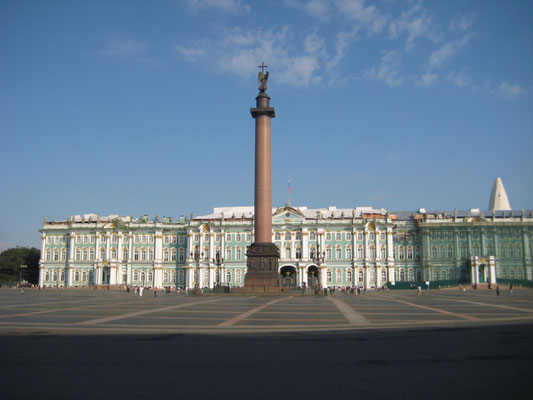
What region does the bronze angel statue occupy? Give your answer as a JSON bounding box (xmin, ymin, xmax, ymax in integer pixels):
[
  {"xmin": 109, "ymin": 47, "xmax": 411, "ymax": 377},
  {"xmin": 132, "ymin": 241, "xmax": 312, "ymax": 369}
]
[{"xmin": 258, "ymin": 69, "xmax": 269, "ymax": 92}]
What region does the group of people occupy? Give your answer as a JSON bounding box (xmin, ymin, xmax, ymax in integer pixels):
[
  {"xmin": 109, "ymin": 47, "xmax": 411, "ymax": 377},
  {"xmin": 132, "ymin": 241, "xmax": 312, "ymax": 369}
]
[{"xmin": 126, "ymin": 285, "xmax": 183, "ymax": 297}]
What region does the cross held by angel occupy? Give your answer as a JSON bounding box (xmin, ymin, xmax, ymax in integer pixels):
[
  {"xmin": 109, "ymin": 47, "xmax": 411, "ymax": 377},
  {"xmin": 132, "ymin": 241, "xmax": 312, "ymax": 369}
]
[{"xmin": 257, "ymin": 61, "xmax": 269, "ymax": 92}]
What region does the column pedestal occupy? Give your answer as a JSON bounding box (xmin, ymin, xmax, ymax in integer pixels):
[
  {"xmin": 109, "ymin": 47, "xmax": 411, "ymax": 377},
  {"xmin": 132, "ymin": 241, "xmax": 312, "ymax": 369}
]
[{"xmin": 244, "ymin": 242, "xmax": 280, "ymax": 287}]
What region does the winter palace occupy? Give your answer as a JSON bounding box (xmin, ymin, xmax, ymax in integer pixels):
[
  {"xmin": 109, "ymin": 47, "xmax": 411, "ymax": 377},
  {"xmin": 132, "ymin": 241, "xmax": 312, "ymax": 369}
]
[{"xmin": 38, "ymin": 178, "xmax": 532, "ymax": 289}]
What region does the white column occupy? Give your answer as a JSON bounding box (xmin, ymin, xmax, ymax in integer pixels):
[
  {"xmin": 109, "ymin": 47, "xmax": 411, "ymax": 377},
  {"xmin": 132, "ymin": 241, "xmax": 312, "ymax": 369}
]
[
  {"xmin": 155, "ymin": 231, "xmax": 163, "ymax": 261},
  {"xmin": 387, "ymin": 228, "xmax": 394, "ymax": 261},
  {"xmin": 187, "ymin": 232, "xmax": 194, "ymax": 260},
  {"xmin": 209, "ymin": 231, "xmax": 214, "ymax": 262},
  {"xmin": 489, "ymin": 256, "xmax": 497, "ymax": 284},
  {"xmin": 375, "ymin": 229, "xmax": 380, "ymax": 260},
  {"xmin": 105, "ymin": 234, "xmax": 110, "ymax": 261},
  {"xmin": 198, "ymin": 266, "xmax": 204, "ymax": 288},
  {"xmin": 127, "ymin": 232, "xmax": 132, "ymax": 285},
  {"xmin": 69, "ymin": 232, "xmax": 75, "ymax": 262},
  {"xmin": 209, "ymin": 267, "xmax": 215, "ymax": 288},
  {"xmin": 118, "ymin": 235, "xmax": 123, "ymax": 261},
  {"xmin": 320, "ymin": 266, "xmax": 327, "ymax": 288},
  {"xmin": 66, "ymin": 266, "xmax": 73, "ymax": 287},
  {"xmin": 109, "ymin": 266, "xmax": 117, "ymax": 285},
  {"xmin": 388, "ymin": 266, "xmax": 396, "ymax": 285},
  {"xmin": 186, "ymin": 267, "xmax": 193, "ymax": 289},
  {"xmin": 38, "ymin": 265, "xmax": 45, "ymax": 288},
  {"xmin": 40, "ymin": 233, "xmax": 47, "ymax": 263},
  {"xmin": 364, "ymin": 230, "xmax": 369, "ymax": 261},
  {"xmin": 155, "ymin": 267, "xmax": 163, "ymax": 289},
  {"xmin": 364, "ymin": 266, "xmax": 369, "ymax": 289},
  {"xmin": 220, "ymin": 266, "xmax": 225, "ymax": 284},
  {"xmin": 471, "ymin": 257, "xmax": 478, "ymax": 285},
  {"xmin": 302, "ymin": 229, "xmax": 309, "ymax": 261},
  {"xmin": 376, "ymin": 266, "xmax": 382, "ymax": 288},
  {"xmin": 199, "ymin": 228, "xmax": 204, "ymax": 258},
  {"xmin": 301, "ymin": 266, "xmax": 308, "ymax": 287}
]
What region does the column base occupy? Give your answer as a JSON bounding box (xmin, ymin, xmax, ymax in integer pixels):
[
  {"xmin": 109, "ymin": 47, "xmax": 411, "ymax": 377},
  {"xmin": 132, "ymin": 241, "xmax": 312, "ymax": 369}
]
[{"xmin": 244, "ymin": 242, "xmax": 280, "ymax": 288}]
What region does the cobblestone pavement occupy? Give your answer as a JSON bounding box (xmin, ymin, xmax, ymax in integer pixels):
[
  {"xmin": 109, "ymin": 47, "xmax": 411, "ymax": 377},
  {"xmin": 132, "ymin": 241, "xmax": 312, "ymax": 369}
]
[
  {"xmin": 1, "ymin": 288, "xmax": 532, "ymax": 399},
  {"xmin": 0, "ymin": 287, "xmax": 532, "ymax": 334}
]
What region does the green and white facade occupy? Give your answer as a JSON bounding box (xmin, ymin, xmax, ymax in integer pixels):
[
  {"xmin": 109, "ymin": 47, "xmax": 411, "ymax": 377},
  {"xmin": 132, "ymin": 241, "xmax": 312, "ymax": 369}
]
[{"xmin": 39, "ymin": 205, "xmax": 533, "ymax": 289}]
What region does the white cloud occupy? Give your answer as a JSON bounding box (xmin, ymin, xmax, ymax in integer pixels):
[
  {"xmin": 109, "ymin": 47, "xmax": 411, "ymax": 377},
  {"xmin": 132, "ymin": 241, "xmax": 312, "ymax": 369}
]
[
  {"xmin": 364, "ymin": 50, "xmax": 403, "ymax": 86},
  {"xmin": 416, "ymin": 72, "xmax": 439, "ymax": 87},
  {"xmin": 326, "ymin": 28, "xmax": 358, "ymax": 71},
  {"xmin": 186, "ymin": 0, "xmax": 249, "ymax": 14},
  {"xmin": 447, "ymin": 69, "xmax": 471, "ymax": 87},
  {"xmin": 389, "ymin": 5, "xmax": 436, "ymax": 51},
  {"xmin": 334, "ymin": 0, "xmax": 388, "ymax": 35},
  {"xmin": 428, "ymin": 33, "xmax": 471, "ymax": 69},
  {"xmin": 495, "ymin": 82, "xmax": 525, "ymax": 99},
  {"xmin": 175, "ymin": 27, "xmax": 327, "ymax": 87},
  {"xmin": 449, "ymin": 13, "xmax": 476, "ymax": 33}
]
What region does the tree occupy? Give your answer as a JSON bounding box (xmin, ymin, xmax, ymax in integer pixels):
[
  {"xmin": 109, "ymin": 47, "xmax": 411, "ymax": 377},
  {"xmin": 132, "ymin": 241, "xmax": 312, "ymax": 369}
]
[{"xmin": 0, "ymin": 247, "xmax": 40, "ymax": 284}]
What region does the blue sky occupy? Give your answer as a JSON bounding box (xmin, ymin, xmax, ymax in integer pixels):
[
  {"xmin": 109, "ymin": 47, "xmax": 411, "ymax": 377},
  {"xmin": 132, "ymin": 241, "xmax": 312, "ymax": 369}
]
[{"xmin": 1, "ymin": 0, "xmax": 532, "ymax": 251}]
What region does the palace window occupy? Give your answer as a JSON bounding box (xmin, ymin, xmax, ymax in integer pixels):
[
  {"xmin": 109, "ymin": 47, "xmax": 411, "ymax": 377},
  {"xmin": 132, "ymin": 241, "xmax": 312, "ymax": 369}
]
[
  {"xmin": 148, "ymin": 271, "xmax": 153, "ymax": 283},
  {"xmin": 178, "ymin": 248, "xmax": 185, "ymax": 262},
  {"xmin": 171, "ymin": 249, "xmax": 177, "ymax": 261},
  {"xmin": 75, "ymin": 249, "xmax": 81, "ymax": 261},
  {"xmin": 171, "ymin": 236, "xmax": 177, "ymax": 244},
  {"xmin": 141, "ymin": 248, "xmax": 146, "ymax": 261},
  {"xmin": 369, "ymin": 232, "xmax": 375, "ymax": 241},
  {"xmin": 246, "ymin": 233, "xmax": 251, "ymax": 242},
  {"xmin": 415, "ymin": 245, "xmax": 420, "ymax": 261},
  {"xmin": 381, "ymin": 245, "xmax": 386, "ymax": 260},
  {"xmin": 101, "ymin": 235, "xmax": 106, "ymax": 244},
  {"xmin": 148, "ymin": 248, "xmax": 154, "ymax": 261},
  {"xmin": 440, "ymin": 245, "xmax": 446, "ymax": 258},
  {"xmin": 215, "ymin": 234, "xmax": 221, "ymax": 242},
  {"xmin": 358, "ymin": 269, "xmax": 364, "ymax": 283},
  {"xmin": 122, "ymin": 248, "xmax": 128, "ymax": 261},
  {"xmin": 285, "ymin": 247, "xmax": 291, "ymax": 259},
  {"xmin": 149, "ymin": 235, "xmax": 154, "ymax": 244},
  {"xmin": 82, "ymin": 248, "xmax": 88, "ymax": 261},
  {"xmin": 112, "ymin": 235, "xmax": 117, "ymax": 243},
  {"xmin": 285, "ymin": 232, "xmax": 291, "ymax": 241},
  {"xmin": 336, "ymin": 247, "xmax": 342, "ymax": 259},
  {"xmin": 46, "ymin": 237, "xmax": 52, "ymax": 245},
  {"xmin": 203, "ymin": 270, "xmax": 209, "ymax": 284},
  {"xmin": 225, "ymin": 248, "xmax": 232, "ymax": 260},
  {"xmin": 75, "ymin": 271, "xmax": 80, "ymax": 282},
  {"xmin": 226, "ymin": 234, "xmax": 231, "ymax": 242},
  {"xmin": 226, "ymin": 270, "xmax": 232, "ymax": 283},
  {"xmin": 89, "ymin": 248, "xmax": 94, "ymax": 261},
  {"xmin": 83, "ymin": 236, "xmax": 88, "ymax": 244},
  {"xmin": 431, "ymin": 245, "xmax": 437, "ymax": 258},
  {"xmin": 381, "ymin": 269, "xmax": 387, "ymax": 283},
  {"xmin": 380, "ymin": 232, "xmax": 386, "ymax": 241},
  {"xmin": 179, "ymin": 236, "xmax": 185, "ymax": 245},
  {"xmin": 45, "ymin": 271, "xmax": 50, "ymax": 281},
  {"xmin": 346, "ymin": 232, "xmax": 352, "ymax": 241},
  {"xmin": 335, "ymin": 269, "xmax": 342, "ymax": 283},
  {"xmin": 235, "ymin": 270, "xmax": 242, "ymax": 284},
  {"xmin": 178, "ymin": 269, "xmax": 185, "ymax": 284},
  {"xmin": 472, "ymin": 244, "xmax": 480, "ymax": 257},
  {"xmin": 111, "ymin": 248, "xmax": 117, "ymax": 260},
  {"xmin": 61, "ymin": 249, "xmax": 66, "ymax": 262},
  {"xmin": 327, "ymin": 270, "xmax": 332, "ymax": 283},
  {"xmin": 357, "ymin": 232, "xmax": 363, "ymax": 241},
  {"xmin": 310, "ymin": 232, "xmax": 316, "ymax": 241},
  {"xmin": 236, "ymin": 247, "xmax": 242, "ymax": 260},
  {"xmin": 399, "ymin": 269, "xmax": 405, "ymax": 281},
  {"xmin": 164, "ymin": 249, "xmax": 169, "ymax": 262},
  {"xmin": 326, "ymin": 233, "xmax": 331, "ymax": 241},
  {"xmin": 134, "ymin": 235, "xmax": 139, "ymax": 244},
  {"xmin": 398, "ymin": 246, "xmax": 405, "ymax": 260},
  {"xmin": 236, "ymin": 233, "xmax": 241, "ymax": 242},
  {"xmin": 346, "ymin": 247, "xmax": 352, "ymax": 259},
  {"xmin": 370, "ymin": 246, "xmax": 376, "ymax": 259},
  {"xmin": 326, "ymin": 248, "xmax": 332, "ymax": 260},
  {"xmin": 310, "ymin": 247, "xmax": 316, "ymax": 259},
  {"xmin": 53, "ymin": 249, "xmax": 59, "ymax": 262},
  {"xmin": 134, "ymin": 249, "xmax": 139, "ymax": 261},
  {"xmin": 335, "ymin": 232, "xmax": 341, "ymax": 241},
  {"xmin": 163, "ymin": 271, "xmax": 169, "ymax": 283},
  {"xmin": 447, "ymin": 244, "xmax": 453, "ymax": 259},
  {"xmin": 296, "ymin": 247, "xmax": 302, "ymax": 259},
  {"xmin": 346, "ymin": 269, "xmax": 352, "ymax": 283},
  {"xmin": 164, "ymin": 236, "xmax": 169, "ymax": 244},
  {"xmin": 408, "ymin": 269, "xmax": 414, "ymax": 281},
  {"xmin": 407, "ymin": 246, "xmax": 413, "ymax": 260},
  {"xmin": 357, "ymin": 246, "xmax": 363, "ymax": 259}
]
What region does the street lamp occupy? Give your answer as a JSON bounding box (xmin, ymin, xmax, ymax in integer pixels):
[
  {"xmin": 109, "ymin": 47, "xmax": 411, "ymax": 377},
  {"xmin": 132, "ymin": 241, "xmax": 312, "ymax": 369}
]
[
  {"xmin": 214, "ymin": 253, "xmax": 224, "ymax": 286},
  {"xmin": 312, "ymin": 241, "xmax": 325, "ymax": 292}
]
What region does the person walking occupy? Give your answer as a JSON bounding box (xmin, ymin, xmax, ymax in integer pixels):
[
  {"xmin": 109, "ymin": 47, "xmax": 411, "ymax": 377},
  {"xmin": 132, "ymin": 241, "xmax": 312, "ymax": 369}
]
[
  {"xmin": 509, "ymin": 283, "xmax": 513, "ymax": 296},
  {"xmin": 496, "ymin": 285, "xmax": 500, "ymax": 296},
  {"xmin": 417, "ymin": 286, "xmax": 422, "ymax": 297},
  {"xmin": 154, "ymin": 287, "xmax": 158, "ymax": 298}
]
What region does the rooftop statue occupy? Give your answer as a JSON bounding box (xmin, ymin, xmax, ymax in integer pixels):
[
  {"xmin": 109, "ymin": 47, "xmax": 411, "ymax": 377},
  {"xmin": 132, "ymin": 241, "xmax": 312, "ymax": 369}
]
[{"xmin": 257, "ymin": 61, "xmax": 269, "ymax": 92}]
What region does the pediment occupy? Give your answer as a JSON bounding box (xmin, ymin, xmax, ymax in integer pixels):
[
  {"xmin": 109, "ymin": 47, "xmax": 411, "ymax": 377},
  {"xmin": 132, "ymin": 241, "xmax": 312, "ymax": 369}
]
[{"xmin": 273, "ymin": 206, "xmax": 306, "ymax": 222}]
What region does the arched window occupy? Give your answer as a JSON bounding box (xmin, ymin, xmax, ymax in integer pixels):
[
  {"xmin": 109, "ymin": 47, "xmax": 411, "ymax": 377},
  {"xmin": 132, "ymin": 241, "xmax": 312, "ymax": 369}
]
[
  {"xmin": 517, "ymin": 268, "xmax": 523, "ymax": 279},
  {"xmin": 380, "ymin": 232, "xmax": 386, "ymax": 241},
  {"xmin": 111, "ymin": 248, "xmax": 117, "ymax": 260},
  {"xmin": 509, "ymin": 269, "xmax": 515, "ymax": 279},
  {"xmin": 346, "ymin": 269, "xmax": 352, "ymax": 283},
  {"xmin": 432, "ymin": 268, "xmax": 439, "ymax": 281},
  {"xmin": 148, "ymin": 248, "xmax": 154, "ymax": 261},
  {"xmin": 336, "ymin": 247, "xmax": 342, "ymax": 259},
  {"xmin": 285, "ymin": 247, "xmax": 291, "ymax": 259},
  {"xmin": 60, "ymin": 270, "xmax": 64, "ymax": 282},
  {"xmin": 61, "ymin": 248, "xmax": 66, "ymax": 262},
  {"xmin": 440, "ymin": 270, "xmax": 447, "ymax": 280},
  {"xmin": 46, "ymin": 250, "xmax": 51, "ymax": 261},
  {"xmin": 326, "ymin": 270, "xmax": 332, "ymax": 283},
  {"xmin": 399, "ymin": 246, "xmax": 405, "ymax": 260},
  {"xmin": 100, "ymin": 248, "xmax": 106, "ymax": 260},
  {"xmin": 473, "ymin": 244, "xmax": 480, "ymax": 257},
  {"xmin": 358, "ymin": 269, "xmax": 364, "ymax": 283},
  {"xmin": 171, "ymin": 248, "xmax": 177, "ymax": 261},
  {"xmin": 141, "ymin": 248, "xmax": 147, "ymax": 261},
  {"xmin": 75, "ymin": 271, "xmax": 80, "ymax": 282},
  {"xmin": 408, "ymin": 269, "xmax": 414, "ymax": 281},
  {"xmin": 275, "ymin": 232, "xmax": 281, "ymax": 240},
  {"xmin": 226, "ymin": 270, "xmax": 232, "ymax": 284},
  {"xmin": 335, "ymin": 232, "xmax": 341, "ymax": 241},
  {"xmin": 357, "ymin": 246, "xmax": 363, "ymax": 259},
  {"xmin": 53, "ymin": 249, "xmax": 59, "ymax": 262},
  {"xmin": 122, "ymin": 248, "xmax": 128, "ymax": 260},
  {"xmin": 178, "ymin": 248, "xmax": 185, "ymax": 262},
  {"xmin": 440, "ymin": 245, "xmax": 446, "ymax": 258},
  {"xmin": 407, "ymin": 246, "xmax": 413, "ymax": 260},
  {"xmin": 45, "ymin": 271, "xmax": 50, "ymax": 281},
  {"xmin": 82, "ymin": 248, "xmax": 88, "ymax": 261},
  {"xmin": 134, "ymin": 248, "xmax": 139, "ymax": 261},
  {"xmin": 75, "ymin": 249, "xmax": 81, "ymax": 261},
  {"xmin": 346, "ymin": 247, "xmax": 352, "ymax": 259},
  {"xmin": 163, "ymin": 249, "xmax": 169, "ymax": 261},
  {"xmin": 381, "ymin": 245, "xmax": 386, "ymax": 259},
  {"xmin": 431, "ymin": 245, "xmax": 437, "ymax": 258},
  {"xmin": 381, "ymin": 269, "xmax": 387, "ymax": 283},
  {"xmin": 296, "ymin": 247, "xmax": 302, "ymax": 259},
  {"xmin": 416, "ymin": 270, "xmax": 421, "ymax": 281},
  {"xmin": 369, "ymin": 232, "xmax": 375, "ymax": 241},
  {"xmin": 147, "ymin": 271, "xmax": 153, "ymax": 283},
  {"xmin": 399, "ymin": 269, "xmax": 405, "ymax": 281},
  {"xmin": 236, "ymin": 247, "xmax": 242, "ymax": 260},
  {"xmin": 335, "ymin": 269, "xmax": 342, "ymax": 283},
  {"xmin": 310, "ymin": 231, "xmax": 316, "ymax": 241},
  {"xmin": 415, "ymin": 245, "xmax": 421, "ymax": 261},
  {"xmin": 235, "ymin": 233, "xmax": 241, "ymax": 242},
  {"xmin": 82, "ymin": 271, "xmax": 87, "ymax": 282},
  {"xmin": 225, "ymin": 247, "xmax": 232, "ymax": 260},
  {"xmin": 449, "ymin": 268, "xmax": 455, "ymax": 279},
  {"xmin": 326, "ymin": 233, "xmax": 331, "ymax": 241},
  {"xmin": 285, "ymin": 232, "xmax": 291, "ymax": 241},
  {"xmin": 370, "ymin": 245, "xmax": 376, "ymax": 259},
  {"xmin": 309, "ymin": 246, "xmax": 316, "ymax": 259},
  {"xmin": 235, "ymin": 269, "xmax": 242, "ymax": 283},
  {"xmin": 177, "ymin": 269, "xmax": 184, "ymax": 284},
  {"xmin": 369, "ymin": 269, "xmax": 376, "ymax": 284},
  {"xmin": 326, "ymin": 247, "xmax": 332, "ymax": 260},
  {"xmin": 89, "ymin": 248, "xmax": 95, "ymax": 261},
  {"xmin": 357, "ymin": 232, "xmax": 363, "ymax": 241},
  {"xmin": 460, "ymin": 244, "xmax": 467, "ymax": 258},
  {"xmin": 346, "ymin": 232, "xmax": 351, "ymax": 241}
]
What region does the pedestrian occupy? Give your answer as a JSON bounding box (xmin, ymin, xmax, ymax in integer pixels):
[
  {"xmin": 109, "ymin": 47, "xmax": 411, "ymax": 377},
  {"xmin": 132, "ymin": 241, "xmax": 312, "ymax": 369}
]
[
  {"xmin": 154, "ymin": 287, "xmax": 158, "ymax": 298},
  {"xmin": 417, "ymin": 286, "xmax": 421, "ymax": 297},
  {"xmin": 496, "ymin": 285, "xmax": 500, "ymax": 296},
  {"xmin": 139, "ymin": 286, "xmax": 144, "ymax": 296},
  {"xmin": 509, "ymin": 283, "xmax": 513, "ymax": 296},
  {"xmin": 20, "ymin": 286, "xmax": 25, "ymax": 295}
]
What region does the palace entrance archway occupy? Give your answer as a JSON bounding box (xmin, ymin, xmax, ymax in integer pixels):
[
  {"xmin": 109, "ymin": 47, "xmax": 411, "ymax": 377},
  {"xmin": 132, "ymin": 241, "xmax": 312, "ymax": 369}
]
[
  {"xmin": 307, "ymin": 265, "xmax": 319, "ymax": 289},
  {"xmin": 280, "ymin": 265, "xmax": 297, "ymax": 287}
]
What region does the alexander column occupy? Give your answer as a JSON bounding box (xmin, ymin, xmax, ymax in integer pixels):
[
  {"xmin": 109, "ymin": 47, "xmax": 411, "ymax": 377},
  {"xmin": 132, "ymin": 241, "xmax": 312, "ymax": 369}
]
[{"xmin": 244, "ymin": 62, "xmax": 280, "ymax": 288}]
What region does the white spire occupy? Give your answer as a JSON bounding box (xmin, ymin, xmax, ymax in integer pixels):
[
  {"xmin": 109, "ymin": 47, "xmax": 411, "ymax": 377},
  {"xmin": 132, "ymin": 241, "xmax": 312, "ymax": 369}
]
[{"xmin": 488, "ymin": 177, "xmax": 511, "ymax": 211}]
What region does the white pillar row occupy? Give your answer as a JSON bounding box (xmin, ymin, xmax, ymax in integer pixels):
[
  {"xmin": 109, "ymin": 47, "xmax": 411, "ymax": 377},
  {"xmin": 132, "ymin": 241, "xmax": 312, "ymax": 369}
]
[
  {"xmin": 387, "ymin": 228, "xmax": 394, "ymax": 261},
  {"xmin": 301, "ymin": 266, "xmax": 308, "ymax": 287},
  {"xmin": 364, "ymin": 266, "xmax": 369, "ymax": 289},
  {"xmin": 105, "ymin": 234, "xmax": 110, "ymax": 261}
]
